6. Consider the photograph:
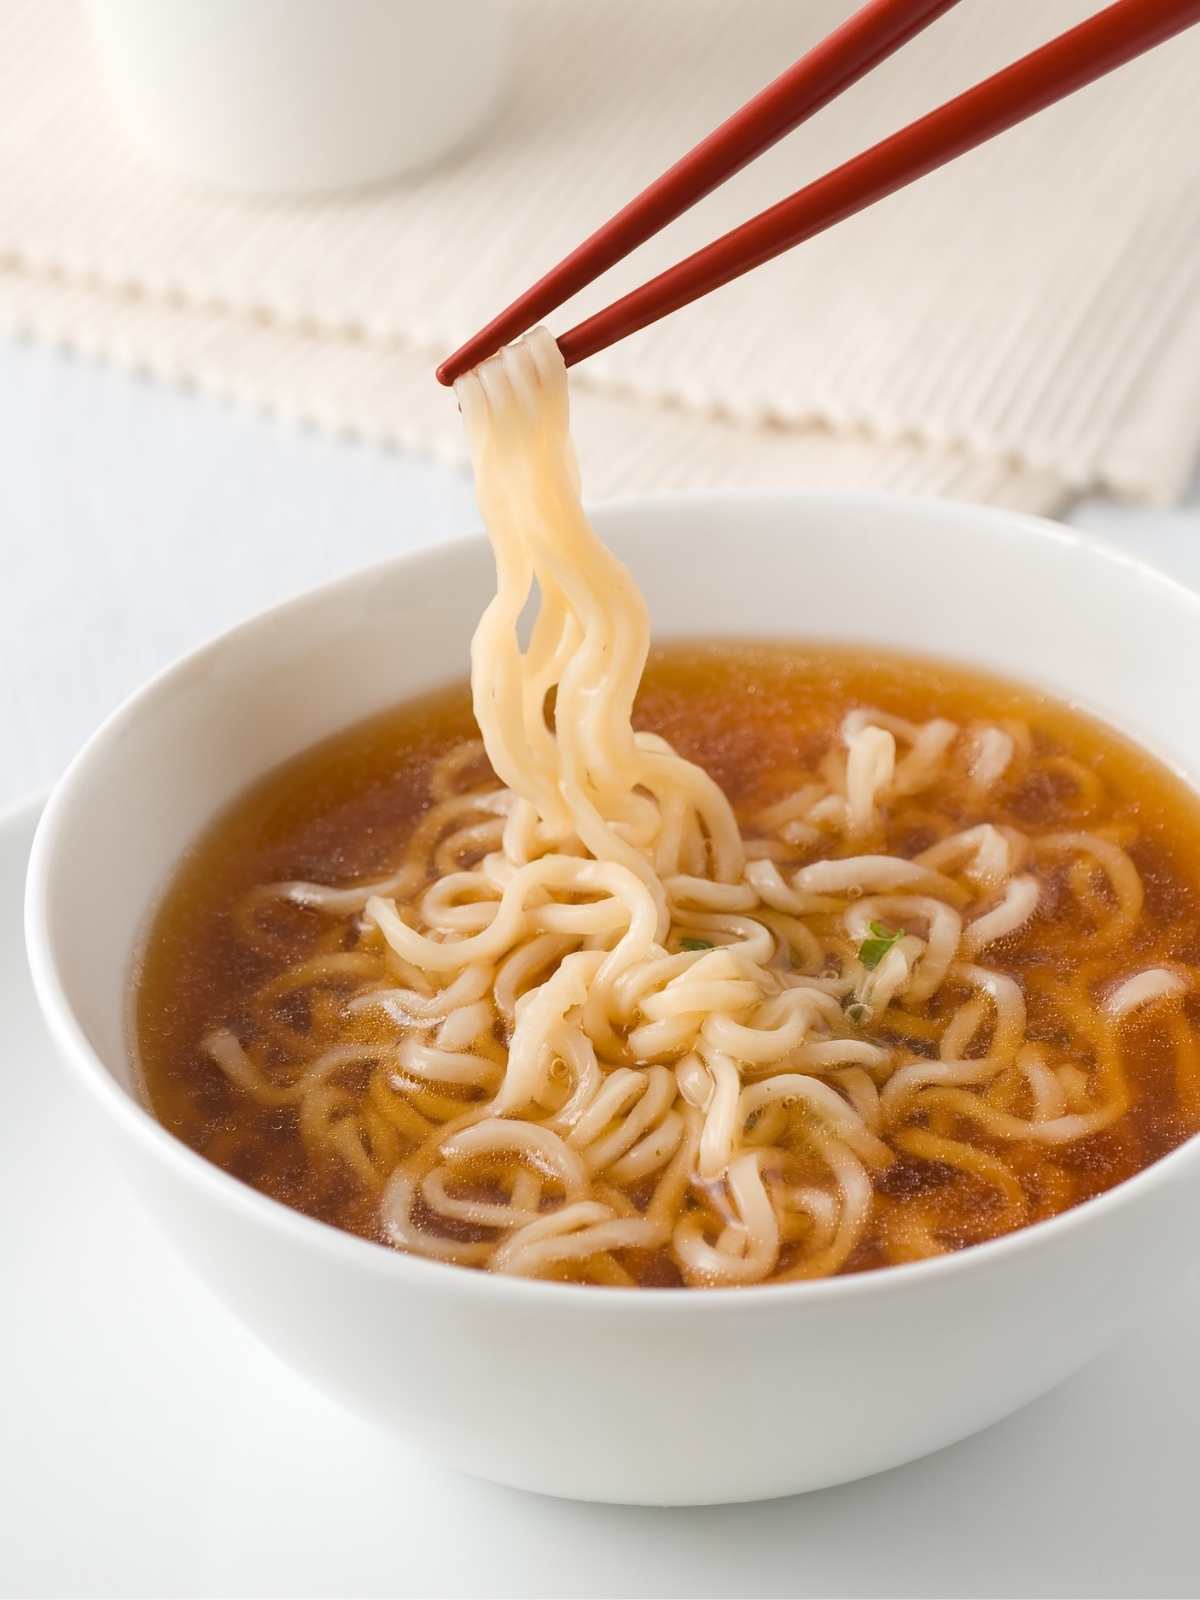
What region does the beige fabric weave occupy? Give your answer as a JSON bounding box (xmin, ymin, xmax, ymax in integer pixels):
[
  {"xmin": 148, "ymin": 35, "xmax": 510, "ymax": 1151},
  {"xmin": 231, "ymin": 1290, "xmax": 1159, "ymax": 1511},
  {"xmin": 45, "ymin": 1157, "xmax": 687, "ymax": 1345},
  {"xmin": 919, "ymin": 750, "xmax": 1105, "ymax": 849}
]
[{"xmin": 1, "ymin": 0, "xmax": 1198, "ymax": 509}]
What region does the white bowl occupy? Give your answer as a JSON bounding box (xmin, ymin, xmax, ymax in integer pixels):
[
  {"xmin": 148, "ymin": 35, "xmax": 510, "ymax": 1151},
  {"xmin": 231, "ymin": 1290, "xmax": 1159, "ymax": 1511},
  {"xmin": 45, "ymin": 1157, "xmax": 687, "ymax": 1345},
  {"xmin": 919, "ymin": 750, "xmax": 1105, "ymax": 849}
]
[
  {"xmin": 25, "ymin": 490, "xmax": 1200, "ymax": 1506},
  {"xmin": 86, "ymin": 0, "xmax": 510, "ymax": 194}
]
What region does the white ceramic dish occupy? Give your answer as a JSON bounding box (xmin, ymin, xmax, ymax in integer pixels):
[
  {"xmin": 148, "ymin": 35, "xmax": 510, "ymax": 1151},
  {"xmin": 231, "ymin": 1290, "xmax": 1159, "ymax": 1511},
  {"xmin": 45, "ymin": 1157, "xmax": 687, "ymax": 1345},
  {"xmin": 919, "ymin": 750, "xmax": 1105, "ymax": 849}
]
[
  {"xmin": 24, "ymin": 490, "xmax": 1200, "ymax": 1506},
  {"xmin": 86, "ymin": 0, "xmax": 510, "ymax": 193}
]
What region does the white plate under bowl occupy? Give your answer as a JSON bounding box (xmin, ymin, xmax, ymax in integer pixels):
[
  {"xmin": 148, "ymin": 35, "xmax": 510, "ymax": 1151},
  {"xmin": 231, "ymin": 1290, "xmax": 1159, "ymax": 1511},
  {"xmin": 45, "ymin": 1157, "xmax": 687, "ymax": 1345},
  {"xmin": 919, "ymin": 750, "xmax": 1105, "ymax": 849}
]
[{"xmin": 3, "ymin": 588, "xmax": 1200, "ymax": 1591}]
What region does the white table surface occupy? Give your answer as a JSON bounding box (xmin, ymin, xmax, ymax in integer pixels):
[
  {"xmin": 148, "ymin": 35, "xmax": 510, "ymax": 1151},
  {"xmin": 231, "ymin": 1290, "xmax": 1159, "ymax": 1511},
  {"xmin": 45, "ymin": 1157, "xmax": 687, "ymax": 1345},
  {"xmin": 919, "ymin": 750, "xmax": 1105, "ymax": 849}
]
[{"xmin": 4, "ymin": 336, "xmax": 1200, "ymax": 1600}]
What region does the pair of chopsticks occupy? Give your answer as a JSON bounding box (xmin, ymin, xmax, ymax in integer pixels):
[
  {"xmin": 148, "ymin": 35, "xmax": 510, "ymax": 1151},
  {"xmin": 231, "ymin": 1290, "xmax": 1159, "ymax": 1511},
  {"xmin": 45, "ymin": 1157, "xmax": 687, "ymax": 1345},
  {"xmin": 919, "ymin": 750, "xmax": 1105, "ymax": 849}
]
[{"xmin": 437, "ymin": 0, "xmax": 1200, "ymax": 386}]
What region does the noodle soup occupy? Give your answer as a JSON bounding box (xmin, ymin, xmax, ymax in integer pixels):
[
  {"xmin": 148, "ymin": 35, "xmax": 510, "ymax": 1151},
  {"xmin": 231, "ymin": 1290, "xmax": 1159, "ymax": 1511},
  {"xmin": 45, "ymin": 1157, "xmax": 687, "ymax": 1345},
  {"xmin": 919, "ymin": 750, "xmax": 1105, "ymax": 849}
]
[
  {"xmin": 139, "ymin": 642, "xmax": 1200, "ymax": 1285},
  {"xmin": 132, "ymin": 328, "xmax": 1200, "ymax": 1294}
]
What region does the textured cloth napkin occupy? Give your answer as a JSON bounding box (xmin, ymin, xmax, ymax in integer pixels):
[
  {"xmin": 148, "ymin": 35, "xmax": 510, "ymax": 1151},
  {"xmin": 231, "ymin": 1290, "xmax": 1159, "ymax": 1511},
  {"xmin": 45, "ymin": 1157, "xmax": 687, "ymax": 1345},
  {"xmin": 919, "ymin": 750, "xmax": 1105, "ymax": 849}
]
[{"xmin": 2, "ymin": 0, "xmax": 1199, "ymax": 510}]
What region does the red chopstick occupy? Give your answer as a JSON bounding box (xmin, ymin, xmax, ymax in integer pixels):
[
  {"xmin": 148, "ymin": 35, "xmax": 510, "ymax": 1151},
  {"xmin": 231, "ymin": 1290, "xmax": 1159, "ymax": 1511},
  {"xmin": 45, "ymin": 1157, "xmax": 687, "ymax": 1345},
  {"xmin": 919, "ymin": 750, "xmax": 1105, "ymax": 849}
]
[
  {"xmin": 437, "ymin": 0, "xmax": 1200, "ymax": 385},
  {"xmin": 435, "ymin": 0, "xmax": 964, "ymax": 386}
]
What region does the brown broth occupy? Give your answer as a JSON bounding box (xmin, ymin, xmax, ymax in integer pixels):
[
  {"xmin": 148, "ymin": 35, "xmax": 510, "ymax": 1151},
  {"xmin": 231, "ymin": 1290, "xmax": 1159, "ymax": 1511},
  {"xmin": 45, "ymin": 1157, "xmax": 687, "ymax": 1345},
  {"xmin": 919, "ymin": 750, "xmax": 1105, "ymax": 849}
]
[{"xmin": 136, "ymin": 642, "xmax": 1200, "ymax": 1275}]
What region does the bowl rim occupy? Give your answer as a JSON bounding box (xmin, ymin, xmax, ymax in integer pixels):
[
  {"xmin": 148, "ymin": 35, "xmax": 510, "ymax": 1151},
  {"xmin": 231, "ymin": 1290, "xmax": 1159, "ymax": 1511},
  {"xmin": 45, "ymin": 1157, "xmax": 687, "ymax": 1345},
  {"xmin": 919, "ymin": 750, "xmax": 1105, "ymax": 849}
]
[{"xmin": 24, "ymin": 485, "xmax": 1200, "ymax": 1312}]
